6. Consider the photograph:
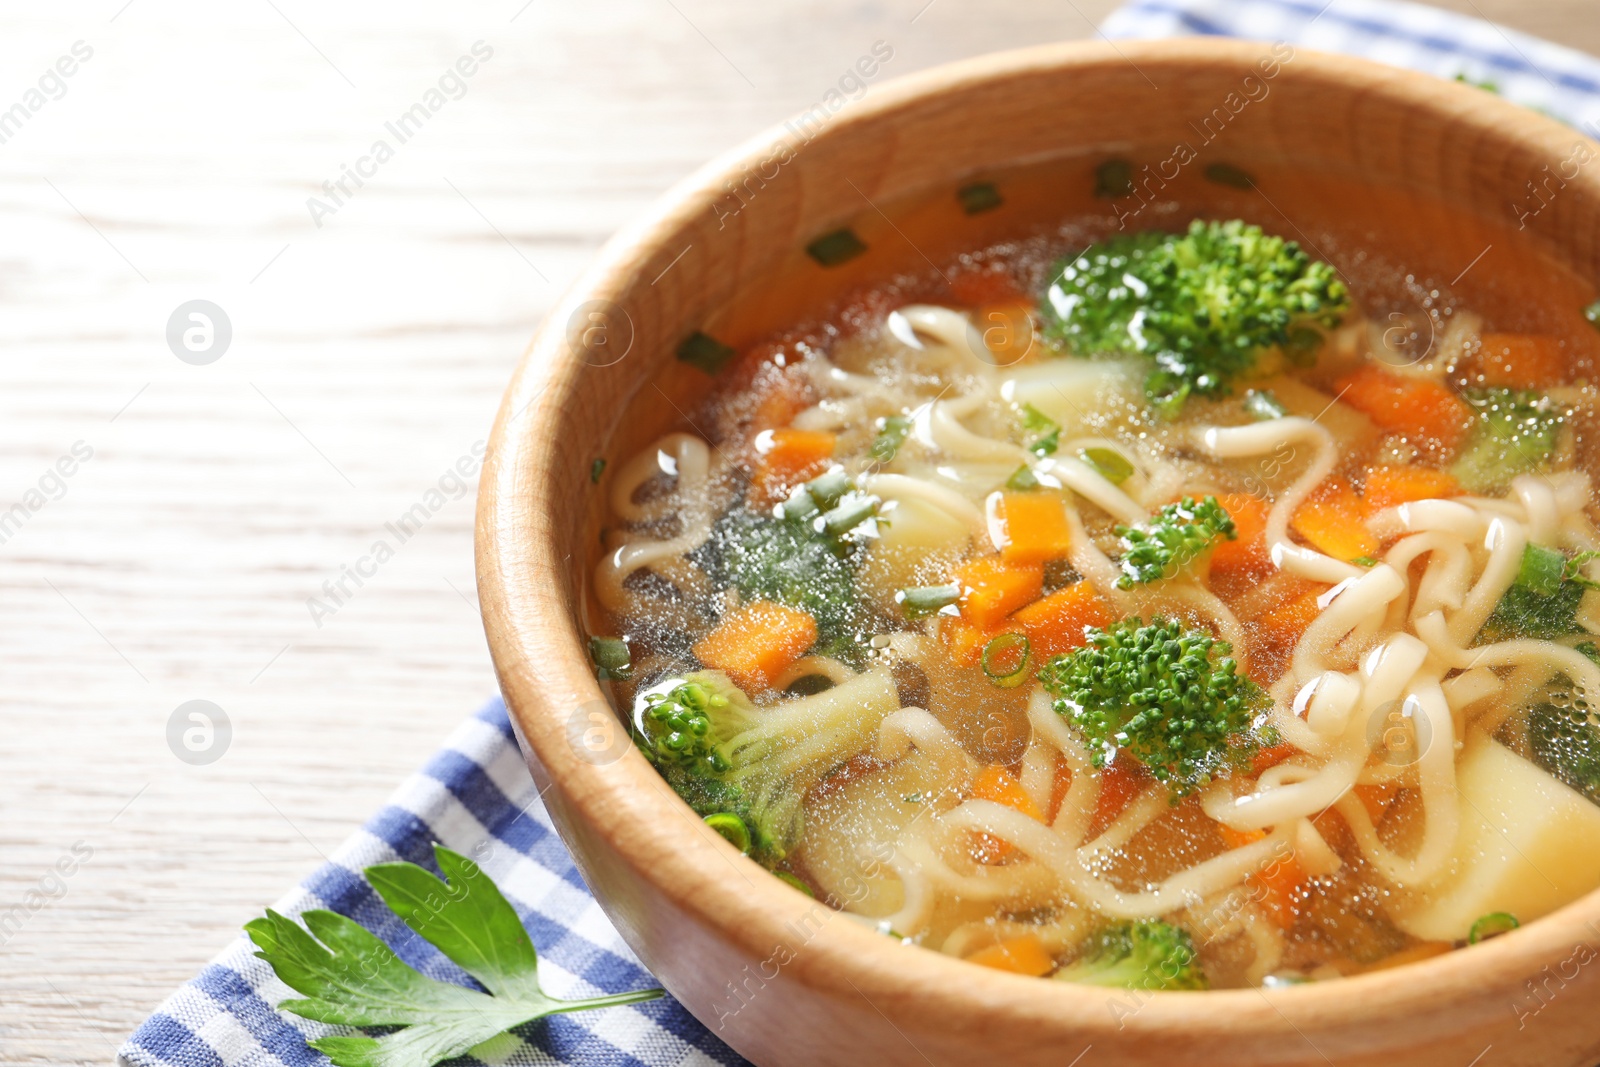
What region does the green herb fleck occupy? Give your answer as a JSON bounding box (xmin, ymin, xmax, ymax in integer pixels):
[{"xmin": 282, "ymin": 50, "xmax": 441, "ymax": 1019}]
[
  {"xmin": 1203, "ymin": 163, "xmax": 1255, "ymax": 189},
  {"xmin": 1094, "ymin": 158, "xmax": 1135, "ymax": 198},
  {"xmin": 1079, "ymin": 447, "xmax": 1135, "ymax": 485},
  {"xmin": 677, "ymin": 330, "xmax": 737, "ymax": 375},
  {"xmin": 958, "ymin": 181, "xmax": 1002, "ymax": 215},
  {"xmin": 806, "ymin": 228, "xmax": 868, "ymax": 267},
  {"xmin": 1006, "ymin": 464, "xmax": 1042, "ymax": 491},
  {"xmin": 1020, "ymin": 403, "xmax": 1060, "ymax": 456},
  {"xmin": 590, "ymin": 457, "xmax": 606, "ymax": 483}
]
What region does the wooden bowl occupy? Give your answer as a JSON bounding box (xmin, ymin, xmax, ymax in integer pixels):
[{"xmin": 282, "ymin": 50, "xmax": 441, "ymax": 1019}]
[{"xmin": 478, "ymin": 38, "xmax": 1600, "ymax": 1067}]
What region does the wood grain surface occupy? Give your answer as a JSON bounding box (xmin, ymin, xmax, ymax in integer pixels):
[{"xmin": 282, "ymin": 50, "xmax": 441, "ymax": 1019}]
[{"xmin": 0, "ymin": 2, "xmax": 1593, "ymax": 1064}]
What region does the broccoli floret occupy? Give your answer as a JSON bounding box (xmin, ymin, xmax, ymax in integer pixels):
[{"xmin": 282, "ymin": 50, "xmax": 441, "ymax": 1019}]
[
  {"xmin": 635, "ymin": 671, "xmax": 889, "ymax": 867},
  {"xmin": 1038, "ymin": 617, "xmax": 1271, "ymax": 798},
  {"xmin": 1115, "ymin": 496, "xmax": 1237, "ymax": 589},
  {"xmin": 701, "ymin": 469, "xmax": 880, "ymax": 646},
  {"xmin": 1039, "ymin": 219, "xmax": 1349, "ymax": 412},
  {"xmin": 1053, "ymin": 921, "xmax": 1208, "ymax": 991},
  {"xmin": 1449, "ymin": 388, "xmax": 1564, "ymax": 493},
  {"xmin": 1480, "ymin": 543, "xmax": 1600, "ymax": 642}
]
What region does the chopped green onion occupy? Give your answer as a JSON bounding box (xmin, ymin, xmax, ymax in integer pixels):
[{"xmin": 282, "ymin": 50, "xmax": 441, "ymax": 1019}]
[
  {"xmin": 774, "ymin": 871, "xmax": 814, "ymax": 896},
  {"xmin": 1204, "ymin": 162, "xmax": 1255, "ymax": 189},
  {"xmin": 1351, "ymin": 556, "xmax": 1378, "ymax": 568},
  {"xmin": 898, "ymin": 583, "xmax": 961, "ymax": 618},
  {"xmin": 588, "ymin": 635, "xmax": 632, "ymax": 680},
  {"xmin": 704, "ymin": 812, "xmax": 751, "ymax": 853},
  {"xmin": 1006, "ymin": 465, "xmax": 1041, "ymax": 491},
  {"xmin": 822, "ymin": 497, "xmax": 877, "ymax": 539},
  {"xmin": 590, "ymin": 457, "xmax": 606, "ymax": 483},
  {"xmin": 806, "ymin": 228, "xmax": 868, "ymax": 267},
  {"xmin": 1079, "ymin": 447, "xmax": 1135, "ymax": 485},
  {"xmin": 780, "ymin": 487, "xmax": 820, "ymax": 522},
  {"xmin": 981, "ymin": 632, "xmax": 1031, "ymax": 688},
  {"xmin": 870, "ymin": 415, "xmax": 912, "ymax": 462},
  {"xmin": 1244, "ymin": 389, "xmax": 1288, "ymax": 421},
  {"xmin": 805, "ymin": 469, "xmax": 852, "ymax": 510},
  {"xmin": 1468, "ymin": 912, "xmax": 1519, "ymax": 944},
  {"xmin": 1094, "ymin": 158, "xmax": 1134, "ymax": 198},
  {"xmin": 957, "ymin": 181, "xmax": 1002, "ymax": 215},
  {"xmin": 1586, "ymin": 299, "xmax": 1600, "ymax": 328},
  {"xmin": 677, "ymin": 330, "xmax": 737, "ymax": 375}
]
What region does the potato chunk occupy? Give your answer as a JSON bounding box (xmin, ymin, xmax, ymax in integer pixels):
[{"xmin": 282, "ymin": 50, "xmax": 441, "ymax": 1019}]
[{"xmin": 1387, "ymin": 732, "xmax": 1600, "ymax": 942}]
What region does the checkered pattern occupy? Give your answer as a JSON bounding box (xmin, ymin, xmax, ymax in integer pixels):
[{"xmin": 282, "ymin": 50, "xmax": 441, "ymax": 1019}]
[
  {"xmin": 119, "ymin": 702, "xmax": 745, "ymax": 1067},
  {"xmin": 119, "ymin": 3, "xmax": 1600, "ymax": 1064},
  {"xmin": 1101, "ymin": 0, "xmax": 1600, "ymax": 129}
]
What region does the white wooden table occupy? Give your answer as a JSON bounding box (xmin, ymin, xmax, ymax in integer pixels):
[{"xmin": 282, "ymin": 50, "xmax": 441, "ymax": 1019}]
[{"xmin": 0, "ymin": 1, "xmax": 1591, "ymax": 1062}]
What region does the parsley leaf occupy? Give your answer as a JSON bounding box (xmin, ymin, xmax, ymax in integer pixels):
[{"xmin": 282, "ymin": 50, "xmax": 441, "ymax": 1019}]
[{"xmin": 246, "ymin": 845, "xmax": 662, "ymax": 1067}]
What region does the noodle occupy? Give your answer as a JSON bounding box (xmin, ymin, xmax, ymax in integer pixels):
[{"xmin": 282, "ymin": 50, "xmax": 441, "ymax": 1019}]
[{"xmin": 591, "ymin": 213, "xmax": 1600, "ymax": 989}]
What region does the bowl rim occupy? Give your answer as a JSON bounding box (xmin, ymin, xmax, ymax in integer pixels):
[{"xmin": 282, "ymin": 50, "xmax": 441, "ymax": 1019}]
[{"xmin": 477, "ymin": 35, "xmax": 1600, "ymax": 1045}]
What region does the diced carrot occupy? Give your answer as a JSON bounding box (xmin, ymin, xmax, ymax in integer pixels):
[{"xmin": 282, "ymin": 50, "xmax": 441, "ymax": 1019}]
[
  {"xmin": 1354, "ymin": 783, "xmax": 1398, "ymax": 823},
  {"xmin": 1361, "ymin": 466, "xmax": 1461, "ymax": 512},
  {"xmin": 941, "ymin": 617, "xmax": 1020, "ymax": 669},
  {"xmin": 748, "ymin": 377, "xmax": 814, "ymax": 433},
  {"xmin": 1335, "ymin": 365, "xmax": 1475, "ymax": 452},
  {"xmin": 947, "ymin": 268, "xmax": 1026, "ymax": 307},
  {"xmin": 1010, "ymin": 580, "xmax": 1111, "ymax": 660},
  {"xmin": 995, "ymin": 491, "xmax": 1074, "ymax": 564},
  {"xmin": 1259, "ymin": 589, "xmax": 1327, "ymax": 653},
  {"xmin": 1220, "ymin": 825, "xmax": 1267, "ymax": 850},
  {"xmin": 976, "ymin": 302, "xmax": 1037, "ymax": 365},
  {"xmin": 1292, "ymin": 478, "xmax": 1378, "ymax": 561},
  {"xmin": 970, "ymin": 764, "xmax": 1046, "ymax": 864},
  {"xmin": 1473, "ymin": 333, "xmax": 1566, "ymax": 389},
  {"xmin": 747, "ymin": 428, "xmax": 835, "ymax": 507},
  {"xmin": 971, "ymin": 764, "xmax": 1046, "ymax": 821},
  {"xmin": 1208, "ymin": 493, "xmax": 1271, "ymax": 579},
  {"xmin": 955, "ymin": 556, "xmax": 1045, "ymax": 630},
  {"xmin": 692, "ymin": 600, "xmax": 818, "ymax": 693},
  {"xmin": 1252, "ymin": 742, "xmax": 1297, "ymax": 775},
  {"xmin": 811, "ymin": 754, "xmax": 881, "ymax": 798},
  {"xmin": 1048, "ymin": 754, "xmax": 1073, "ymax": 823},
  {"xmin": 1092, "ymin": 757, "xmax": 1144, "ymax": 831},
  {"xmin": 1248, "ymin": 851, "xmax": 1308, "ymax": 932},
  {"xmin": 966, "ymin": 934, "xmax": 1055, "ymax": 977}
]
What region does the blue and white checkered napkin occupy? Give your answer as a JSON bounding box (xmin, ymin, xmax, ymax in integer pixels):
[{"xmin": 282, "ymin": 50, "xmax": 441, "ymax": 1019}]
[
  {"xmin": 1101, "ymin": 0, "xmax": 1600, "ymax": 128},
  {"xmin": 119, "ymin": 4, "xmax": 1600, "ymax": 1066},
  {"xmin": 119, "ymin": 701, "xmax": 744, "ymax": 1067}
]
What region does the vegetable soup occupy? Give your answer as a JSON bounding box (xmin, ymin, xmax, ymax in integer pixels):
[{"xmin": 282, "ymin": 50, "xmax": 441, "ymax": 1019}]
[{"xmin": 583, "ymin": 159, "xmax": 1600, "ymax": 990}]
